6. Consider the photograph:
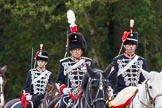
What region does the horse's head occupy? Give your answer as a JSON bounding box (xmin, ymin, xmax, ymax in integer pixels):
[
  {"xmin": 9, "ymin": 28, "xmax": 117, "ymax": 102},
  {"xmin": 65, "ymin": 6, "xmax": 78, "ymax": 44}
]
[
  {"xmin": 45, "ymin": 83, "xmax": 60, "ymax": 103},
  {"xmin": 139, "ymin": 69, "xmax": 162, "ymax": 108},
  {"xmin": 84, "ymin": 65, "xmax": 109, "ymax": 108},
  {"xmin": 0, "ymin": 65, "xmax": 7, "ymax": 107}
]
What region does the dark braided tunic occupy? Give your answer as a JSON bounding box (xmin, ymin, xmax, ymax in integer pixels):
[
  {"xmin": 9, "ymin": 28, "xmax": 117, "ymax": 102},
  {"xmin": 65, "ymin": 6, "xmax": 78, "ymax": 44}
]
[
  {"xmin": 108, "ymin": 54, "xmax": 148, "ymax": 95},
  {"xmin": 57, "ymin": 57, "xmax": 93, "ymax": 90}
]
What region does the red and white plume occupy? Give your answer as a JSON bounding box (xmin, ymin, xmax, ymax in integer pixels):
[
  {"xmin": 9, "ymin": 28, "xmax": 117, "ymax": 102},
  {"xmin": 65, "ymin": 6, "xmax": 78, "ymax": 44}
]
[
  {"xmin": 34, "ymin": 44, "xmax": 43, "ymax": 60},
  {"xmin": 130, "ymin": 19, "xmax": 134, "ymax": 36},
  {"xmin": 67, "ymin": 9, "xmax": 77, "ymax": 33},
  {"xmin": 39, "ymin": 44, "xmax": 43, "ymax": 52}
]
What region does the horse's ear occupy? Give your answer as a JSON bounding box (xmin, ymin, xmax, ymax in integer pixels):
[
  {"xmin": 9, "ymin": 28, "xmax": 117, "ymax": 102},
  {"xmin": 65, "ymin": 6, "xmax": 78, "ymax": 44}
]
[
  {"xmin": 0, "ymin": 65, "xmax": 7, "ymax": 73},
  {"xmin": 140, "ymin": 68, "xmax": 150, "ymax": 79},
  {"xmin": 104, "ymin": 63, "xmax": 112, "ymax": 78},
  {"xmin": 86, "ymin": 64, "xmax": 95, "ymax": 78}
]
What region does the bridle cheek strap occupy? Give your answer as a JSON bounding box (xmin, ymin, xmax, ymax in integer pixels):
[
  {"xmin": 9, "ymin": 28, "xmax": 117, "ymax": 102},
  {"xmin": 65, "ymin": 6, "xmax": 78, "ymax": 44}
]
[{"xmin": 138, "ymin": 80, "xmax": 162, "ymax": 108}]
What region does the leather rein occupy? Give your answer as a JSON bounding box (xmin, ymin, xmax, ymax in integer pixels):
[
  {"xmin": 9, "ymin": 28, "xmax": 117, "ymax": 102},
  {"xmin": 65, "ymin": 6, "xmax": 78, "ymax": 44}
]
[{"xmin": 138, "ymin": 79, "xmax": 162, "ymax": 108}]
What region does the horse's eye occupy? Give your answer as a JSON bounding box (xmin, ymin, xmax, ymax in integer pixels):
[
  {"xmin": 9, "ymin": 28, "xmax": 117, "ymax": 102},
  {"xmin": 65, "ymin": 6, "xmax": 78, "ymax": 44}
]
[
  {"xmin": 103, "ymin": 80, "xmax": 109, "ymax": 86},
  {"xmin": 149, "ymin": 86, "xmax": 152, "ymax": 89},
  {"xmin": 91, "ymin": 81, "xmax": 95, "ymax": 85},
  {"xmin": 90, "ymin": 80, "xmax": 98, "ymax": 87}
]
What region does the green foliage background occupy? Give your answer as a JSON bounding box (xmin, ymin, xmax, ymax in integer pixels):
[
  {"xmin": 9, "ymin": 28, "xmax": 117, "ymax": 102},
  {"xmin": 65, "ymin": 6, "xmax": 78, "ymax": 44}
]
[{"xmin": 0, "ymin": 0, "xmax": 162, "ymax": 101}]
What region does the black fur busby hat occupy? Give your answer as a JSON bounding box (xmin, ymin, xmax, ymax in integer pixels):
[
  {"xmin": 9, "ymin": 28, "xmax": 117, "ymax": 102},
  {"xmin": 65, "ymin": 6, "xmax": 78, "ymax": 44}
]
[
  {"xmin": 123, "ymin": 32, "xmax": 138, "ymax": 45},
  {"xmin": 68, "ymin": 32, "xmax": 87, "ymax": 52},
  {"xmin": 36, "ymin": 50, "xmax": 48, "ymax": 62}
]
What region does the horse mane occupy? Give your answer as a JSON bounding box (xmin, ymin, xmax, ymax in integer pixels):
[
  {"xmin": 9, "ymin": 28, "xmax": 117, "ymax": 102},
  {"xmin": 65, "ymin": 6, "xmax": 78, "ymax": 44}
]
[
  {"xmin": 104, "ymin": 63, "xmax": 112, "ymax": 72},
  {"xmin": 93, "ymin": 68, "xmax": 103, "ymax": 73},
  {"xmin": 0, "ymin": 65, "xmax": 7, "ymax": 79},
  {"xmin": 45, "ymin": 83, "xmax": 60, "ymax": 102},
  {"xmin": 149, "ymin": 71, "xmax": 161, "ymax": 78},
  {"xmin": 81, "ymin": 67, "xmax": 104, "ymax": 89},
  {"xmin": 104, "ymin": 62, "xmax": 112, "ymax": 78},
  {"xmin": 0, "ymin": 65, "xmax": 7, "ymax": 89}
]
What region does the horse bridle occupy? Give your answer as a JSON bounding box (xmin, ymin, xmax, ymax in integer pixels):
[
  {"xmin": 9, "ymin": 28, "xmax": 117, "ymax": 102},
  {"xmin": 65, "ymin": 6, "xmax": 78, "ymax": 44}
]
[
  {"xmin": 138, "ymin": 79, "xmax": 162, "ymax": 108},
  {"xmin": 88, "ymin": 72, "xmax": 108, "ymax": 107}
]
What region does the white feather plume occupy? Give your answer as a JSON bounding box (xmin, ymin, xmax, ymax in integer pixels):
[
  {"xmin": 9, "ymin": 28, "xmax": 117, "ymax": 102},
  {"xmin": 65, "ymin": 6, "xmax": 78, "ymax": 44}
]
[
  {"xmin": 130, "ymin": 19, "xmax": 134, "ymax": 28},
  {"xmin": 67, "ymin": 9, "xmax": 76, "ymax": 25}
]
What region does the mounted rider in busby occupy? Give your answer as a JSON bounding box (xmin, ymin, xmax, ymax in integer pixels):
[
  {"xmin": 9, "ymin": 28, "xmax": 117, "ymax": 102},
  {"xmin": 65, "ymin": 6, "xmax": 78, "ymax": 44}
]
[{"xmin": 55, "ymin": 10, "xmax": 93, "ymax": 108}]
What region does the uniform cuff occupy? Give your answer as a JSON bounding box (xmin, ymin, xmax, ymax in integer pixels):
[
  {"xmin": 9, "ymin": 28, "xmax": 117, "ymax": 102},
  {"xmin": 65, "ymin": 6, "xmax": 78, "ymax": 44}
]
[
  {"xmin": 69, "ymin": 93, "xmax": 75, "ymax": 101},
  {"xmin": 59, "ymin": 84, "xmax": 67, "ymax": 94}
]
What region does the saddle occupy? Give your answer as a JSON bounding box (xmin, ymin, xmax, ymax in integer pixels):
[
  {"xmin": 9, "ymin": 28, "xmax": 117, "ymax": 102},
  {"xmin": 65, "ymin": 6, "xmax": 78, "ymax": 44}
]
[
  {"xmin": 108, "ymin": 86, "xmax": 138, "ymax": 108},
  {"xmin": 54, "ymin": 86, "xmax": 83, "ymax": 108}
]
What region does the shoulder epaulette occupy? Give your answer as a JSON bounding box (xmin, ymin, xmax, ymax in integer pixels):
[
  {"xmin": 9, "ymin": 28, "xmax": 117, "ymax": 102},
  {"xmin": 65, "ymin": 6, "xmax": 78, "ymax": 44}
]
[
  {"xmin": 46, "ymin": 70, "xmax": 52, "ymax": 74},
  {"xmin": 113, "ymin": 54, "xmax": 123, "ymax": 60},
  {"xmin": 30, "ymin": 68, "xmax": 36, "ymax": 71},
  {"xmin": 59, "ymin": 57, "xmax": 70, "ymax": 62},
  {"xmin": 114, "ymin": 55, "xmax": 119, "ymax": 59},
  {"xmin": 138, "ymin": 55, "xmax": 144, "ymax": 59},
  {"xmin": 82, "ymin": 57, "xmax": 92, "ymax": 61}
]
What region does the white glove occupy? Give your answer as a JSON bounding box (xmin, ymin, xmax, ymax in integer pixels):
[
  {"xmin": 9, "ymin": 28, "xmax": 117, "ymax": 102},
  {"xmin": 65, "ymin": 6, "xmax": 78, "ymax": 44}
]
[
  {"xmin": 26, "ymin": 94, "xmax": 32, "ymax": 101},
  {"xmin": 108, "ymin": 86, "xmax": 114, "ymax": 100},
  {"xmin": 62, "ymin": 88, "xmax": 71, "ymax": 95}
]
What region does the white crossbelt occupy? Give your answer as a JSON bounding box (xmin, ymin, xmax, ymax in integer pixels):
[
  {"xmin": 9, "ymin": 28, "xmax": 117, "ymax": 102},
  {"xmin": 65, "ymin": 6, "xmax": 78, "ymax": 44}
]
[
  {"xmin": 117, "ymin": 55, "xmax": 139, "ymax": 76},
  {"xmin": 64, "ymin": 59, "xmax": 85, "ymax": 75}
]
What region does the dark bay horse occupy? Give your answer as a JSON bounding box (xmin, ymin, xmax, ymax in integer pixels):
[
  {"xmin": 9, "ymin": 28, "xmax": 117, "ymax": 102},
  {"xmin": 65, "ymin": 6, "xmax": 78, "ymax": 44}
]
[
  {"xmin": 4, "ymin": 83, "xmax": 60, "ymax": 108},
  {"xmin": 0, "ymin": 65, "xmax": 7, "ymax": 108}
]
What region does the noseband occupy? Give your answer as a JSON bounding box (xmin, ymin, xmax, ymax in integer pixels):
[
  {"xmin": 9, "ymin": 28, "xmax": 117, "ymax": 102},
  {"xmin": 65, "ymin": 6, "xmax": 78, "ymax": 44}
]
[
  {"xmin": 138, "ymin": 79, "xmax": 162, "ymax": 108},
  {"xmin": 88, "ymin": 72, "xmax": 108, "ymax": 107}
]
